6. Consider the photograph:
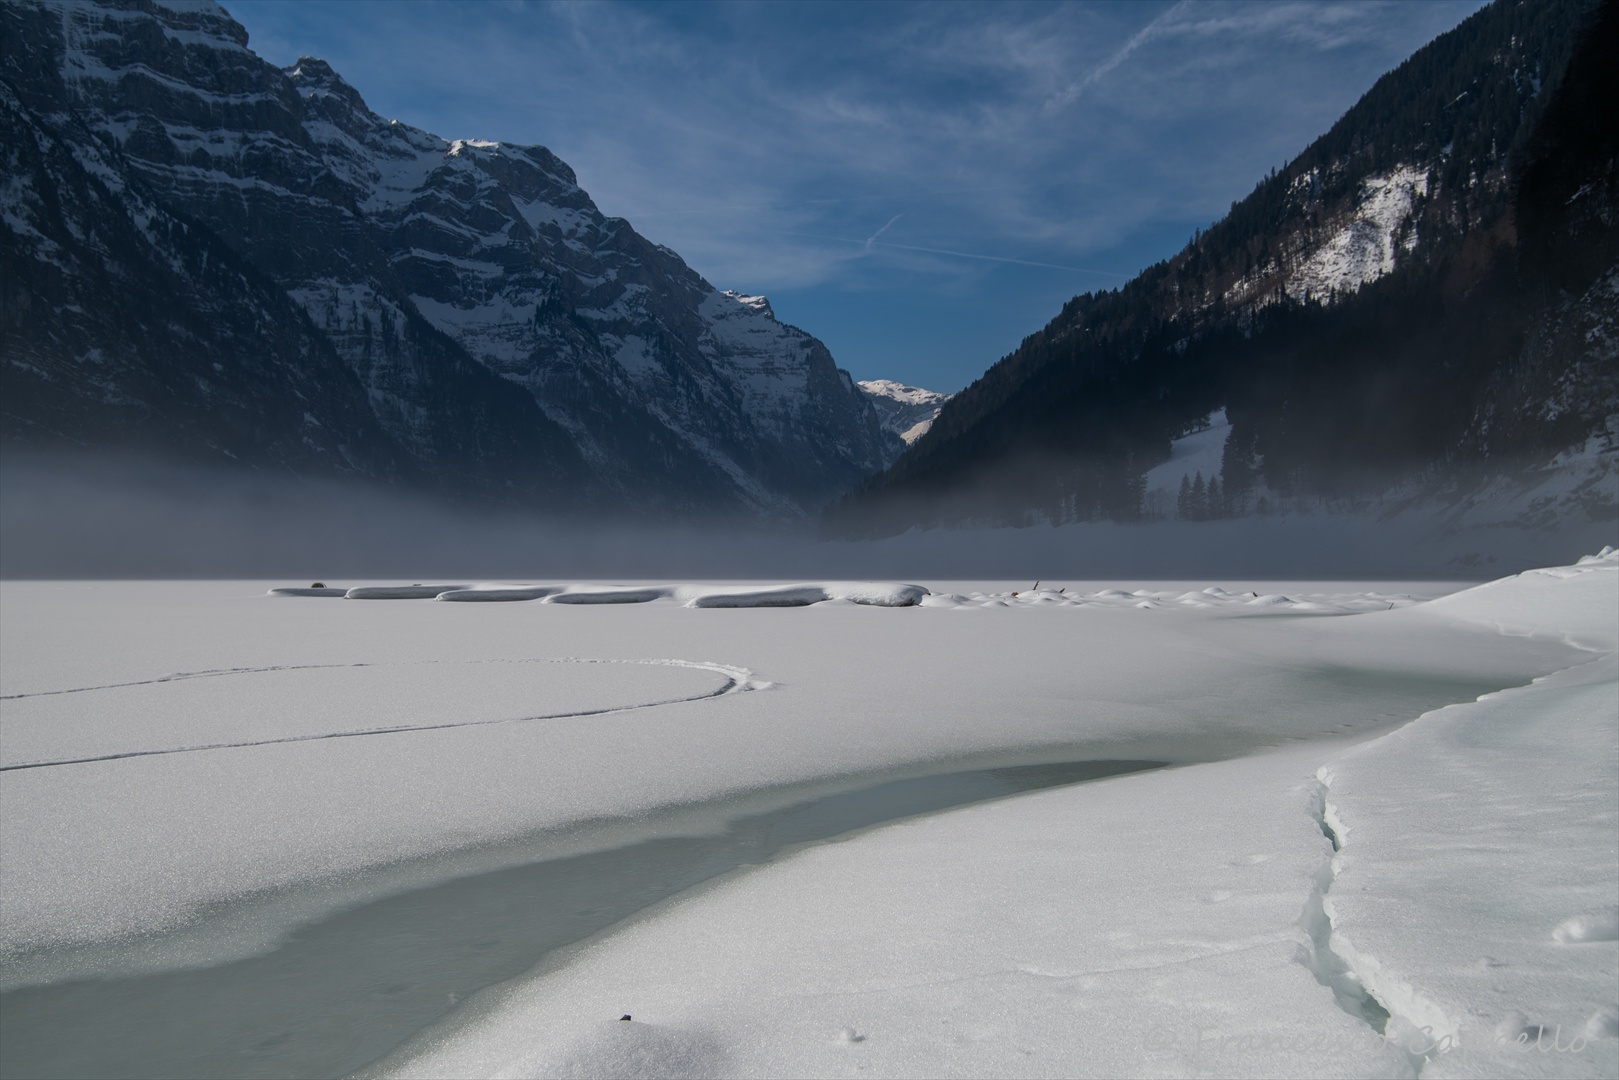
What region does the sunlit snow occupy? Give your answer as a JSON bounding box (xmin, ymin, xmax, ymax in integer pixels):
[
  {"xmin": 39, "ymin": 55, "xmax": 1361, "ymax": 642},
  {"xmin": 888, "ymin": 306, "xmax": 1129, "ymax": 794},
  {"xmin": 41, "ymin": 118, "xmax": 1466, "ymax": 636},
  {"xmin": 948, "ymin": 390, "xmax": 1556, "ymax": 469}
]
[
  {"xmin": 1287, "ymin": 165, "xmax": 1429, "ymax": 302},
  {"xmin": 1, "ymin": 553, "xmax": 1615, "ymax": 1078}
]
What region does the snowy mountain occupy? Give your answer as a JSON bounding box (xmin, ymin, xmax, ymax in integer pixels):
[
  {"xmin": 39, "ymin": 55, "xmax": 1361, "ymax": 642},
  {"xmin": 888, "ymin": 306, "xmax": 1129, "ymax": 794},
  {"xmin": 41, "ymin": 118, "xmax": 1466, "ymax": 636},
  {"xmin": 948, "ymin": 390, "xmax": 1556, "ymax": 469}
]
[
  {"xmin": 1236, "ymin": 165, "xmax": 1429, "ymax": 307},
  {"xmin": 828, "ymin": 0, "xmax": 1619, "ymax": 540},
  {"xmin": 856, "ymin": 379, "xmax": 951, "ymax": 463},
  {"xmin": 0, "ymin": 0, "xmax": 891, "ymax": 519}
]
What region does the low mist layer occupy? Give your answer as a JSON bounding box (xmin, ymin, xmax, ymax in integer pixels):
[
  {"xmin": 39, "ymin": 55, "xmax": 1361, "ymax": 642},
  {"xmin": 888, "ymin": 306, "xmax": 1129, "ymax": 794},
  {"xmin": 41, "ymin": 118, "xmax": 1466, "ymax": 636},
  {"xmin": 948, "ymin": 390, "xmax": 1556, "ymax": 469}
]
[{"xmin": 2, "ymin": 454, "xmax": 1611, "ymax": 581}]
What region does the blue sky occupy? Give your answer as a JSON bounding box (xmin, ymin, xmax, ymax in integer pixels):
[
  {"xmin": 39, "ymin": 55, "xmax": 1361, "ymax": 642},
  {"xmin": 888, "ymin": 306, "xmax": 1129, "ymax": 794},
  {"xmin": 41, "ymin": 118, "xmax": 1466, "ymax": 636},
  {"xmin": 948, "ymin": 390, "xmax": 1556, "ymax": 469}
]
[{"xmin": 225, "ymin": 0, "xmax": 1487, "ymax": 393}]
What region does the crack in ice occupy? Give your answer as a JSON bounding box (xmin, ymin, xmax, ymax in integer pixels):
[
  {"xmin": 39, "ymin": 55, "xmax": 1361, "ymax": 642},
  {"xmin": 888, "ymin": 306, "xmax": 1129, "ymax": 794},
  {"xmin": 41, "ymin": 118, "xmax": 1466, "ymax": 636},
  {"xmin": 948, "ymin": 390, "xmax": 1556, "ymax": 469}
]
[
  {"xmin": 1300, "ymin": 772, "xmax": 1449, "ymax": 1078},
  {"xmin": 0, "ymin": 658, "xmax": 761, "ymax": 773},
  {"xmin": 1, "ymin": 664, "xmax": 371, "ymax": 700}
]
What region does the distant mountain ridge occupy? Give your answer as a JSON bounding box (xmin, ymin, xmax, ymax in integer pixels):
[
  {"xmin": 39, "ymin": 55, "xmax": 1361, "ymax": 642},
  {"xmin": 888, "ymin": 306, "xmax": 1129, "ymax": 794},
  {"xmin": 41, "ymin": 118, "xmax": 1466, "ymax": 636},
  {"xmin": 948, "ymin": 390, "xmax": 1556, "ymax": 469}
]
[
  {"xmin": 827, "ymin": 0, "xmax": 1618, "ymax": 539},
  {"xmin": 856, "ymin": 380, "xmax": 952, "ymax": 463},
  {"xmin": 0, "ymin": 0, "xmax": 892, "ymax": 519}
]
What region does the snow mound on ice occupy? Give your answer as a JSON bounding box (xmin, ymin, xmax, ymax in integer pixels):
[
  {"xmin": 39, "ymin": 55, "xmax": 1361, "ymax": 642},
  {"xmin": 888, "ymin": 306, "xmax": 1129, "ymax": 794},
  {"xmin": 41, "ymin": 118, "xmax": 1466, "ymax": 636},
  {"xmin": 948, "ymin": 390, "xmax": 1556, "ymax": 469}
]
[
  {"xmin": 1588, "ymin": 1008, "xmax": 1619, "ymax": 1040},
  {"xmin": 270, "ymin": 581, "xmax": 933, "ymax": 608},
  {"xmin": 1553, "ymin": 908, "xmax": 1619, "ymax": 944},
  {"xmin": 268, "ymin": 579, "xmax": 1442, "ymax": 614},
  {"xmin": 822, "ymin": 582, "xmax": 929, "ymax": 606},
  {"xmin": 1576, "ymin": 545, "xmax": 1619, "ymax": 566},
  {"xmin": 1422, "ymin": 545, "xmax": 1619, "ymax": 650},
  {"xmin": 907, "ymin": 584, "xmax": 1418, "ymax": 614},
  {"xmin": 683, "ymin": 582, "xmax": 928, "ymax": 608},
  {"xmin": 344, "ymin": 585, "xmax": 468, "ymax": 599},
  {"xmin": 685, "ymin": 586, "xmax": 822, "ymax": 608},
  {"xmin": 436, "ymin": 586, "xmax": 563, "ymax": 602},
  {"xmin": 547, "ymin": 587, "xmax": 671, "ymax": 605}
]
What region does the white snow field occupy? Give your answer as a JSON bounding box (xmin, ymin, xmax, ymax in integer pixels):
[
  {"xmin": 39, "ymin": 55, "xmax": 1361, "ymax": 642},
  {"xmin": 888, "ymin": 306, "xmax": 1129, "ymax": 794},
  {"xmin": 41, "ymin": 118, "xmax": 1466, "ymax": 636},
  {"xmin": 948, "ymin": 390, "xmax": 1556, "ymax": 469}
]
[
  {"xmin": 0, "ymin": 555, "xmax": 1615, "ymax": 1079},
  {"xmin": 1140, "ymin": 408, "xmax": 1234, "ymax": 515}
]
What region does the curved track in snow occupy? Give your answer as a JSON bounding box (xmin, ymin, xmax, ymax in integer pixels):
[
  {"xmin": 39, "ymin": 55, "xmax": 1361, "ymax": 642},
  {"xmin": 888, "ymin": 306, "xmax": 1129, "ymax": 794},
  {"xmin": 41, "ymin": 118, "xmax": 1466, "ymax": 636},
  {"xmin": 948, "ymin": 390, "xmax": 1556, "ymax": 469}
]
[{"xmin": 0, "ymin": 658, "xmax": 759, "ymax": 773}]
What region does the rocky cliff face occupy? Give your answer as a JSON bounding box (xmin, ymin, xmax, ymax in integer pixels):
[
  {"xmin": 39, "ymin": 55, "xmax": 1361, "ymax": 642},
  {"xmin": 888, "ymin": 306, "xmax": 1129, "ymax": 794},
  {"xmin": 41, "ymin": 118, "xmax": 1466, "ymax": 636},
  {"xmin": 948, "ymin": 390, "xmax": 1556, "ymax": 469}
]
[
  {"xmin": 0, "ymin": 74, "xmax": 402, "ymax": 479},
  {"xmin": 1, "ymin": 0, "xmax": 891, "ymax": 519}
]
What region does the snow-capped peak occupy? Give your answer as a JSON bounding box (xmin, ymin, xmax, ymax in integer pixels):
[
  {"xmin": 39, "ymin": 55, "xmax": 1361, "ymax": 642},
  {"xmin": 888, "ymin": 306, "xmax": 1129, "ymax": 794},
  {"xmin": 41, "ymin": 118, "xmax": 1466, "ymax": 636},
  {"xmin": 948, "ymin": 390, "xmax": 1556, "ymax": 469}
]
[
  {"xmin": 858, "ymin": 379, "xmax": 949, "ymax": 408},
  {"xmin": 447, "ymin": 139, "xmax": 500, "ymax": 156},
  {"xmin": 721, "ymin": 291, "xmax": 773, "ymax": 316},
  {"xmin": 857, "ymin": 379, "xmax": 952, "ymax": 455}
]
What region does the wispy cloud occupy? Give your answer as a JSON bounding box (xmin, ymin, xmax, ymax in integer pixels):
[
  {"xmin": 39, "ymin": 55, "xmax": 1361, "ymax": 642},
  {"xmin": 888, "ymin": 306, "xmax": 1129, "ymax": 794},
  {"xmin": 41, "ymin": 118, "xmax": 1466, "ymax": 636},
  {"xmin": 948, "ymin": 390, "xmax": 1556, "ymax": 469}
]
[{"xmin": 225, "ymin": 0, "xmax": 1490, "ymax": 387}]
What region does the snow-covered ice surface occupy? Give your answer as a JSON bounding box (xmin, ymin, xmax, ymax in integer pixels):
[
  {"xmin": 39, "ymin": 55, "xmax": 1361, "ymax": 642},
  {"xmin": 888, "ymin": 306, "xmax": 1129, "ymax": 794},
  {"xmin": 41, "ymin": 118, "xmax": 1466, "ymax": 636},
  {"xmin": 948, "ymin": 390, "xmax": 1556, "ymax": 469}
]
[
  {"xmin": 376, "ymin": 741, "xmax": 1416, "ymax": 1080},
  {"xmin": 1, "ymin": 557, "xmax": 1614, "ymax": 1078},
  {"xmin": 1310, "ymin": 551, "xmax": 1619, "ymax": 1078}
]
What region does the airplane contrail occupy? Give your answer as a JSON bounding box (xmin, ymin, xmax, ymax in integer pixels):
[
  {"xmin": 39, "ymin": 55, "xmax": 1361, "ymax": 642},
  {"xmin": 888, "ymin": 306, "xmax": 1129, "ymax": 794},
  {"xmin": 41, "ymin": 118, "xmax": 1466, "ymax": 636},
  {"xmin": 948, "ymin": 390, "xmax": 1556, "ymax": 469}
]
[
  {"xmin": 868, "ymin": 238, "xmax": 1127, "ymax": 278},
  {"xmin": 786, "ymin": 231, "xmax": 1126, "ymax": 278},
  {"xmin": 784, "ymin": 230, "xmax": 1127, "ymax": 278},
  {"xmin": 1078, "ymin": 0, "xmax": 1189, "ymax": 92},
  {"xmin": 865, "ymin": 214, "xmax": 904, "ymax": 250},
  {"xmin": 619, "ymin": 186, "xmax": 1068, "ymax": 218}
]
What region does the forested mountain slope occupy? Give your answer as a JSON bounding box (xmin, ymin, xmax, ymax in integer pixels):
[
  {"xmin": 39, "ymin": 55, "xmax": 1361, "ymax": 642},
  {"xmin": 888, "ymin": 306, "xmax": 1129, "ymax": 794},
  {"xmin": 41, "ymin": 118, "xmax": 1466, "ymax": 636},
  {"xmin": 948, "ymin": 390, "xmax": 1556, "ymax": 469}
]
[{"xmin": 827, "ymin": 0, "xmax": 1617, "ymax": 538}]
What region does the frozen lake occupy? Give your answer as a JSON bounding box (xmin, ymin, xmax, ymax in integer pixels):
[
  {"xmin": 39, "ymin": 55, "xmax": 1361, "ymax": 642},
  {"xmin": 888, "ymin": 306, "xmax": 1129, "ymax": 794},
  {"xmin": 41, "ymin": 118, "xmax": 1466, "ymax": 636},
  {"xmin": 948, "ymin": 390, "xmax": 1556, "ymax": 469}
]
[
  {"xmin": 1, "ymin": 564, "xmax": 1614, "ymax": 1078},
  {"xmin": 2, "ymin": 759, "xmax": 1167, "ymax": 1078}
]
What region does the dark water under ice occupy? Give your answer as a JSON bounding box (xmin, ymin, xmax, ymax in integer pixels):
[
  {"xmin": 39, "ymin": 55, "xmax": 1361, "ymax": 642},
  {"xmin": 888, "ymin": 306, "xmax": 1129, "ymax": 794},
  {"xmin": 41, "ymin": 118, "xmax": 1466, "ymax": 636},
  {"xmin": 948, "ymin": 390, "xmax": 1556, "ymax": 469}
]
[{"xmin": 1, "ymin": 759, "xmax": 1164, "ymax": 1080}]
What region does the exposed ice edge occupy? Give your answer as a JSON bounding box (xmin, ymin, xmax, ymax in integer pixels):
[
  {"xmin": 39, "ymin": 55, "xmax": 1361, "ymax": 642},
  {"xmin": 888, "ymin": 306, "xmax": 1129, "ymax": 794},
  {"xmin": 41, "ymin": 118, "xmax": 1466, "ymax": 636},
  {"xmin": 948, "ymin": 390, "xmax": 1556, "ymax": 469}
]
[
  {"xmin": 1303, "ymin": 769, "xmax": 1448, "ymax": 1077},
  {"xmin": 0, "ymin": 658, "xmax": 763, "ymax": 773},
  {"xmin": 1297, "ymin": 623, "xmax": 1619, "ymax": 1078}
]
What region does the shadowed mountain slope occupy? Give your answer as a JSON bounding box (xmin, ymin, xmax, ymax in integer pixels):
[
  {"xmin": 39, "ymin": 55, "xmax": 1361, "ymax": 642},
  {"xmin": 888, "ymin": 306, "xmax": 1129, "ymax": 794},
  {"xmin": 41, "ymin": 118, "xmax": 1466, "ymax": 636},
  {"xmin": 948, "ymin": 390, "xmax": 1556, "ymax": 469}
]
[
  {"xmin": 2, "ymin": 0, "xmax": 890, "ymax": 519},
  {"xmin": 826, "ymin": 0, "xmax": 1617, "ymax": 538}
]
